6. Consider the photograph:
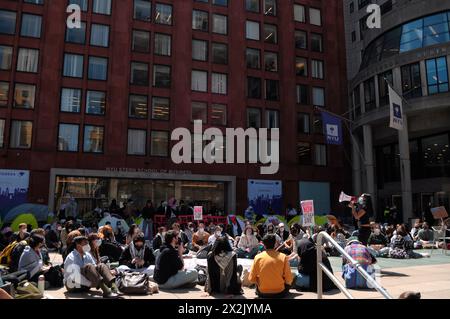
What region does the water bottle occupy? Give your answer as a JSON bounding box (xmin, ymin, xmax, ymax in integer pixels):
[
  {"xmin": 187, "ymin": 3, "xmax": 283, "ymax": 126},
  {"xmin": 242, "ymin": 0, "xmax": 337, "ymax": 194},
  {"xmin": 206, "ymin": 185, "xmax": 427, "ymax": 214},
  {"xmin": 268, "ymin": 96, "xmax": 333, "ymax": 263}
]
[{"xmin": 38, "ymin": 275, "xmax": 45, "ymax": 295}]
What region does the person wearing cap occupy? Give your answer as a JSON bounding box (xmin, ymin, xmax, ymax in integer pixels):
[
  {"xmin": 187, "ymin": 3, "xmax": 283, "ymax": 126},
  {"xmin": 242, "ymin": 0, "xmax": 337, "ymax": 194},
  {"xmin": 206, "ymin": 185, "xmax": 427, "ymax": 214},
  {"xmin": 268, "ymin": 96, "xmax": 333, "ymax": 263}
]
[
  {"xmin": 11, "ymin": 223, "xmax": 29, "ymax": 243},
  {"xmin": 342, "ymin": 237, "xmax": 377, "ymax": 289},
  {"xmin": 236, "ymin": 225, "xmax": 260, "ymax": 259},
  {"xmin": 118, "ymin": 232, "xmax": 155, "ymax": 275},
  {"xmin": 64, "ymin": 236, "xmax": 119, "ymax": 298}
]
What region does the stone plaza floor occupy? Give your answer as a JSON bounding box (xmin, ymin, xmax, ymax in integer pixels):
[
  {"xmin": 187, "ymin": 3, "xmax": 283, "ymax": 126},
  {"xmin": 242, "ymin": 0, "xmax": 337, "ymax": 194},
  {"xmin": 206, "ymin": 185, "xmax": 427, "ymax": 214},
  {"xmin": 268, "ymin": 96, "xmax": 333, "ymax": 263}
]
[{"xmin": 44, "ymin": 250, "xmax": 450, "ymax": 300}]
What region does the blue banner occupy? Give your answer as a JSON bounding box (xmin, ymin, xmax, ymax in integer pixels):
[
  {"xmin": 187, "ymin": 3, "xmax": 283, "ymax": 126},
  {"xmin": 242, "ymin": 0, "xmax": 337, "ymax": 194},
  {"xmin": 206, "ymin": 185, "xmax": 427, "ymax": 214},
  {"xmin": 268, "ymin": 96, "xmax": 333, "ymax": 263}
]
[
  {"xmin": 322, "ymin": 112, "xmax": 343, "ymax": 145},
  {"xmin": 247, "ymin": 180, "xmax": 282, "ymax": 217},
  {"xmin": 0, "ymin": 170, "xmax": 30, "ymax": 218}
]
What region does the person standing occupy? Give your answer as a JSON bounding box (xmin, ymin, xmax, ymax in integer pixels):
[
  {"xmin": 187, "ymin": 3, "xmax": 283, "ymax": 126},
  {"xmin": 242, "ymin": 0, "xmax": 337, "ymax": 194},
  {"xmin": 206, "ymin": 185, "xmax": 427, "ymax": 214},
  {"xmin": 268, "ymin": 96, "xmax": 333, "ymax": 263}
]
[
  {"xmin": 349, "ymin": 194, "xmax": 373, "ymax": 246},
  {"xmin": 141, "ymin": 200, "xmax": 156, "ymax": 241}
]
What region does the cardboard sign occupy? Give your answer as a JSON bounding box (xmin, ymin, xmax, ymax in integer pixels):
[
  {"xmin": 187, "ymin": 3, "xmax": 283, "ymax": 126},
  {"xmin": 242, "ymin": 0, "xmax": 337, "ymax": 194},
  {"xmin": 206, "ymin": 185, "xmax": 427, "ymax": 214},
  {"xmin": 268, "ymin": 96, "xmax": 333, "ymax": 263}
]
[
  {"xmin": 431, "ymin": 207, "xmax": 449, "ymax": 220},
  {"xmin": 301, "ymin": 200, "xmax": 315, "ymax": 227},
  {"xmin": 194, "ymin": 206, "xmax": 203, "ymax": 221}
]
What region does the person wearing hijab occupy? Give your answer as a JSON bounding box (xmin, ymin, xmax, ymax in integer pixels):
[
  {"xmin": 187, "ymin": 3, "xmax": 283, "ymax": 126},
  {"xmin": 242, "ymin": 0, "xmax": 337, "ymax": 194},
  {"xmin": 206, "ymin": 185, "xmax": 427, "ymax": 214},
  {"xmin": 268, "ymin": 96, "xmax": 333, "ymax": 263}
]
[{"xmin": 205, "ymin": 236, "xmax": 243, "ymax": 295}]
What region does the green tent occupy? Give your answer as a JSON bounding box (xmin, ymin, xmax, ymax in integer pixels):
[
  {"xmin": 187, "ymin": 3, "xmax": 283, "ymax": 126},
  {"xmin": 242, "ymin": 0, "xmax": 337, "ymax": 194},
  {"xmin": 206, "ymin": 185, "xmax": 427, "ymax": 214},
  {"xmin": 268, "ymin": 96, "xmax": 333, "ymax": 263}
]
[{"xmin": 10, "ymin": 214, "xmax": 38, "ymax": 232}]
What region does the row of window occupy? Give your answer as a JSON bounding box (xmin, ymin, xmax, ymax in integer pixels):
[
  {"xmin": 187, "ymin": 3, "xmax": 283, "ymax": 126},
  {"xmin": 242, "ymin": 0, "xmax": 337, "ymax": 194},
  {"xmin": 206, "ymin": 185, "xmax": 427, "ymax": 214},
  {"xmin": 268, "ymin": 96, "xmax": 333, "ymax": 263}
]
[
  {"xmin": 353, "ymin": 56, "xmax": 449, "ymax": 116},
  {"xmin": 360, "ymin": 10, "xmax": 450, "ymax": 69},
  {"xmin": 0, "ymin": 118, "xmax": 328, "ymax": 166}
]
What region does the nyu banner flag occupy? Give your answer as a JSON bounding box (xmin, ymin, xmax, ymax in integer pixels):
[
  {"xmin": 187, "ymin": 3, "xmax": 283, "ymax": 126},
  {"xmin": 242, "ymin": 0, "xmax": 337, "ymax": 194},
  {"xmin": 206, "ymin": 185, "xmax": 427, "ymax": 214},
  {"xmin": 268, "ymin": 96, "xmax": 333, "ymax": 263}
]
[
  {"xmin": 321, "ymin": 112, "xmax": 343, "ymax": 145},
  {"xmin": 389, "ymin": 85, "xmax": 404, "ymax": 131}
]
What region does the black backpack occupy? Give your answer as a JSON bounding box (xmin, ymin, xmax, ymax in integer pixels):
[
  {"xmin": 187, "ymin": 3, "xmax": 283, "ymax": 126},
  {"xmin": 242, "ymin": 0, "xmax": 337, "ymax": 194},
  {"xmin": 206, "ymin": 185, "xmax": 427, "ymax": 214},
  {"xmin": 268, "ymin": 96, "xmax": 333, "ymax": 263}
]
[{"xmin": 44, "ymin": 265, "xmax": 64, "ymax": 288}]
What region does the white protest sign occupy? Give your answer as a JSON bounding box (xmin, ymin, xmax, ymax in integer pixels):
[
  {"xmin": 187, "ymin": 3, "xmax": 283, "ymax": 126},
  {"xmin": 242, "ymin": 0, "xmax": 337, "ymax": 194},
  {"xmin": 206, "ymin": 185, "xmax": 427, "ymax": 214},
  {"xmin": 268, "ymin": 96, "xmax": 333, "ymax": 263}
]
[
  {"xmin": 194, "ymin": 206, "xmax": 203, "ymax": 221},
  {"xmin": 301, "ymin": 200, "xmax": 315, "ymax": 227}
]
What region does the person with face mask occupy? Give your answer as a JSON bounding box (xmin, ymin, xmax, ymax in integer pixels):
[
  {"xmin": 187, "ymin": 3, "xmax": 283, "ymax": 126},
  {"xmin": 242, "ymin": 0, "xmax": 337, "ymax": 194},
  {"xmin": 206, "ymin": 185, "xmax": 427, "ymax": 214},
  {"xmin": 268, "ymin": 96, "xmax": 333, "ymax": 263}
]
[
  {"xmin": 118, "ymin": 233, "xmax": 155, "ymax": 276},
  {"xmin": 368, "ymin": 225, "xmax": 388, "ymax": 251},
  {"xmin": 64, "ymin": 236, "xmax": 119, "ymax": 298},
  {"xmin": 349, "ymin": 194, "xmax": 374, "ymax": 246},
  {"xmin": 192, "ymin": 223, "xmax": 210, "ymax": 252},
  {"xmin": 208, "ymin": 226, "xmax": 234, "ymax": 248},
  {"xmin": 236, "ymin": 226, "xmax": 260, "ymax": 259},
  {"xmin": 152, "ymin": 227, "xmax": 167, "ymax": 252},
  {"xmin": 18, "ymin": 234, "xmax": 50, "ymax": 283}
]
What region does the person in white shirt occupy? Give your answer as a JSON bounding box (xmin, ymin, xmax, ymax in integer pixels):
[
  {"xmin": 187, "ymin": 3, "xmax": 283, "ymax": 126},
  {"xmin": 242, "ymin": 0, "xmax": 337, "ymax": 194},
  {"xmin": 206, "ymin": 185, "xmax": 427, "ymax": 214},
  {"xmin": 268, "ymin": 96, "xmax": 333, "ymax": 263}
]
[
  {"xmin": 64, "ymin": 236, "xmax": 119, "ymax": 298},
  {"xmin": 236, "ymin": 226, "xmax": 260, "ymax": 259}
]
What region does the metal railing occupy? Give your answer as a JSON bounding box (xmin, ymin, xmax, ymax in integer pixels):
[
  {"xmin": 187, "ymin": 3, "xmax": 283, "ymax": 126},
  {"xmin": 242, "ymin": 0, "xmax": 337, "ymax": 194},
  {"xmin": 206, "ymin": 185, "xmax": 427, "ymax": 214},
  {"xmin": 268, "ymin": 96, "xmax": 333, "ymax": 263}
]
[{"xmin": 316, "ymin": 231, "xmax": 393, "ymax": 299}]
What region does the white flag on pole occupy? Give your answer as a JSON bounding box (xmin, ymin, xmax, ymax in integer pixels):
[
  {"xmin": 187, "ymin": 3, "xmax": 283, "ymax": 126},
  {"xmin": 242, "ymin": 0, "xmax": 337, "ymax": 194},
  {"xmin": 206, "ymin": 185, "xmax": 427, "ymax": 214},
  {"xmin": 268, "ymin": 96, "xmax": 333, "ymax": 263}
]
[{"xmin": 388, "ymin": 84, "xmax": 404, "ymax": 131}]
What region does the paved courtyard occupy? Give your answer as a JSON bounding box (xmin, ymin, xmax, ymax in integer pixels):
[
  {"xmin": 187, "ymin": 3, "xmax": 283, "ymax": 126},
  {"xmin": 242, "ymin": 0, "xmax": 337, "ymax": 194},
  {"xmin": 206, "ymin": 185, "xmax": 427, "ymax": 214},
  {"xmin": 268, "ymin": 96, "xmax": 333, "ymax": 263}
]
[{"xmin": 44, "ymin": 250, "xmax": 450, "ymax": 300}]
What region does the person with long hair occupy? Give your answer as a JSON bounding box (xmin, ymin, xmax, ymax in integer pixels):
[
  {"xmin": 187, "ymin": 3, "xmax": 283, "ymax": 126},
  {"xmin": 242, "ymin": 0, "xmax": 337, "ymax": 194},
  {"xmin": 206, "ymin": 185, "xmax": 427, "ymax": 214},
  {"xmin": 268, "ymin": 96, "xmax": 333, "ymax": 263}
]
[
  {"xmin": 98, "ymin": 225, "xmax": 123, "ymax": 262},
  {"xmin": 349, "ymin": 194, "xmax": 373, "ymax": 245},
  {"xmin": 205, "ymin": 236, "xmax": 243, "ymax": 295},
  {"xmin": 236, "ymin": 225, "xmax": 260, "ymax": 259},
  {"xmin": 87, "ymin": 233, "xmax": 102, "ymax": 264},
  {"xmin": 126, "ymin": 224, "xmax": 140, "ymax": 245}
]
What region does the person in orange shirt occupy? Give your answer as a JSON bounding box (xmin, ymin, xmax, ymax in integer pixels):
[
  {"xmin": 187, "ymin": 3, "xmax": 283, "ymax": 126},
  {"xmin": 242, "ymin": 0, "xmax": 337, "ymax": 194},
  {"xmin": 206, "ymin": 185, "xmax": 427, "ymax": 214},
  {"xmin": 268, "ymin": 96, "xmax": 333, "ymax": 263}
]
[{"xmin": 249, "ymin": 234, "xmax": 293, "ymax": 298}]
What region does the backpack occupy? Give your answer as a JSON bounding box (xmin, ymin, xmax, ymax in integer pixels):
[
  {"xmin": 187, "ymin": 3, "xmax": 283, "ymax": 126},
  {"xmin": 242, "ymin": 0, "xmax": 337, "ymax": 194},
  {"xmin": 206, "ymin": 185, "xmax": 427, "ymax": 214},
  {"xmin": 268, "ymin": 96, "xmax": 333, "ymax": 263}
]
[
  {"xmin": 44, "ymin": 265, "xmax": 64, "ymax": 288},
  {"xmin": 0, "ymin": 241, "xmax": 19, "ymax": 266},
  {"xmin": 195, "ymin": 265, "xmax": 207, "ymax": 286},
  {"xmin": 116, "ymin": 271, "xmax": 150, "ymax": 295},
  {"xmin": 10, "ymin": 241, "xmax": 27, "ymax": 272}
]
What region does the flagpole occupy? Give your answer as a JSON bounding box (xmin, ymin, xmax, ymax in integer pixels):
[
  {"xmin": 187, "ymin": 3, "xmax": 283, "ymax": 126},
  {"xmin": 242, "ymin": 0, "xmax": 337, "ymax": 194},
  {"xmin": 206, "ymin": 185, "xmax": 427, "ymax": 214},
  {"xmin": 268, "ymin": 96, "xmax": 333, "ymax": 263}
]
[
  {"xmin": 314, "ymin": 106, "xmax": 365, "ymax": 162},
  {"xmin": 314, "ymin": 106, "xmax": 355, "ymax": 124},
  {"xmin": 383, "ymin": 77, "xmax": 413, "ymax": 109}
]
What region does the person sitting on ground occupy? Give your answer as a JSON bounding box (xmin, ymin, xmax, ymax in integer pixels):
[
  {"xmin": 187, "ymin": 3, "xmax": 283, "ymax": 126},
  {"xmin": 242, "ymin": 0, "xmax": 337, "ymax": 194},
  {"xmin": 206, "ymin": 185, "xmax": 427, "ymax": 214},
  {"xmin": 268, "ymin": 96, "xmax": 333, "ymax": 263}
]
[
  {"xmin": 410, "ymin": 221, "xmax": 422, "ymax": 240},
  {"xmin": 283, "ymin": 224, "xmax": 305, "ymax": 266},
  {"xmin": 342, "ymin": 238, "xmax": 377, "ymax": 289},
  {"xmin": 87, "ymin": 233, "xmax": 102, "ymax": 264},
  {"xmin": 249, "ymin": 234, "xmax": 293, "ymax": 298},
  {"xmin": 236, "ymin": 225, "xmax": 260, "ymax": 259},
  {"xmin": 118, "ymin": 232, "xmax": 155, "ymax": 275},
  {"xmin": 63, "ymin": 230, "xmax": 82, "ymax": 261},
  {"xmin": 390, "ymin": 224, "xmax": 421, "ymax": 258},
  {"xmin": 277, "ymin": 223, "xmax": 290, "ymax": 242},
  {"xmin": 64, "ymin": 236, "xmax": 119, "ymax": 298},
  {"xmin": 208, "ymin": 226, "xmax": 224, "ymax": 246},
  {"xmin": 192, "ymin": 223, "xmax": 210, "ymax": 252},
  {"xmin": 11, "ymin": 223, "xmax": 30, "ymax": 243},
  {"xmin": 184, "ymin": 222, "xmax": 195, "ymax": 243},
  {"xmin": 265, "ymin": 224, "xmax": 282, "ymax": 244},
  {"xmin": 368, "ymin": 225, "xmax": 388, "ymax": 251},
  {"xmin": 98, "ymin": 226, "xmax": 123, "ymax": 263},
  {"xmin": 416, "ymin": 222, "xmax": 434, "ymax": 248},
  {"xmin": 152, "ymin": 227, "xmax": 166, "ymax": 252},
  {"xmin": 172, "ymin": 223, "xmax": 189, "ymax": 252},
  {"xmin": 125, "ymin": 224, "xmax": 140, "ymax": 246},
  {"xmin": 294, "ymin": 237, "xmax": 337, "ymax": 292},
  {"xmin": 153, "ymin": 230, "xmax": 198, "ymax": 289},
  {"xmin": 44, "ymin": 225, "xmax": 61, "ymax": 251},
  {"xmin": 205, "ymin": 236, "xmax": 243, "ymax": 295},
  {"xmin": 60, "ymin": 221, "xmax": 74, "ymax": 253},
  {"xmin": 0, "ymin": 227, "xmax": 13, "ymax": 251},
  {"xmin": 18, "ymin": 234, "xmax": 51, "ymax": 283}
]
